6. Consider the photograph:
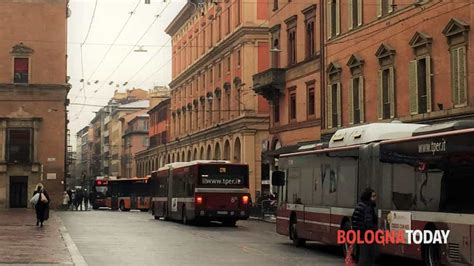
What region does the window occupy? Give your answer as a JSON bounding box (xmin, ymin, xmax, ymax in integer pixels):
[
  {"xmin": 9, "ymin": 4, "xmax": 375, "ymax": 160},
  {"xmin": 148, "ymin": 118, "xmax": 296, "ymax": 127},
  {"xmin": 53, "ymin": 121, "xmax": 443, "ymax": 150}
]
[
  {"xmin": 7, "ymin": 129, "xmax": 32, "ymax": 163},
  {"xmin": 218, "ymin": 14, "xmax": 222, "ymax": 41},
  {"xmin": 289, "ymin": 90, "xmax": 296, "ymax": 122},
  {"xmin": 349, "ymin": 0, "xmax": 362, "ymax": 29},
  {"xmin": 409, "ymin": 57, "xmax": 432, "ymax": 114},
  {"xmin": 349, "ymin": 76, "xmax": 364, "ymax": 124},
  {"xmin": 218, "ymin": 62, "xmax": 222, "ymax": 78},
  {"xmin": 379, "ymin": 67, "xmax": 395, "ymax": 119},
  {"xmin": 330, "ymin": 83, "xmax": 341, "ymax": 128},
  {"xmin": 305, "ymin": 20, "xmax": 315, "ymax": 58},
  {"xmin": 288, "ymin": 28, "xmax": 296, "ymax": 66},
  {"xmin": 227, "ymin": 57, "xmax": 231, "ymax": 73},
  {"xmin": 237, "ymin": 50, "xmax": 241, "ymax": 68},
  {"xmin": 202, "ymin": 28, "xmax": 206, "ymax": 55},
  {"xmin": 226, "ymin": 7, "xmax": 231, "ymax": 35},
  {"xmin": 377, "ymin": 0, "xmax": 393, "ymax": 18},
  {"xmin": 451, "ymin": 46, "xmax": 467, "ymax": 107},
  {"xmin": 327, "ymin": 0, "xmax": 340, "ymax": 38},
  {"xmin": 285, "ymin": 16, "xmax": 297, "ymax": 66},
  {"xmin": 307, "ymin": 85, "xmax": 315, "ymax": 117},
  {"xmin": 270, "ymin": 25, "xmax": 281, "ymax": 68},
  {"xmin": 273, "ymin": 0, "xmax": 278, "ymax": 11},
  {"xmin": 210, "ymin": 68, "xmax": 213, "ymax": 83},
  {"xmin": 274, "ymin": 98, "xmax": 280, "ymax": 123},
  {"xmin": 236, "ymin": 0, "xmax": 241, "ymax": 26},
  {"xmin": 14, "ymin": 58, "xmax": 29, "ymax": 83}
]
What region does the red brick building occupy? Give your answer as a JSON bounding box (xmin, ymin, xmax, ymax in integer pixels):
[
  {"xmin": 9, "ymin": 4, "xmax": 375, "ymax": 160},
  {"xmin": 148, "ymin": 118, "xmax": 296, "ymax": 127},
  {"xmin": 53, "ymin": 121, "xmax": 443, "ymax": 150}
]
[
  {"xmin": 253, "ymin": 0, "xmax": 323, "ymax": 193},
  {"xmin": 323, "ymin": 0, "xmax": 473, "ymax": 138},
  {"xmin": 0, "ymin": 0, "xmax": 69, "ymax": 208}
]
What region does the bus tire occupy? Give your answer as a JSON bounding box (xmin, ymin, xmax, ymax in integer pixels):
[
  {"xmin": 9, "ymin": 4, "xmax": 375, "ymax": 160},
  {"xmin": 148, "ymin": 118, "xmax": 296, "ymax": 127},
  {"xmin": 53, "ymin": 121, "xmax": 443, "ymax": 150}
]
[
  {"xmin": 223, "ymin": 220, "xmax": 237, "ymax": 227},
  {"xmin": 182, "ymin": 207, "xmax": 188, "ymax": 225},
  {"xmin": 140, "ymin": 209, "xmax": 148, "ymax": 212},
  {"xmin": 290, "ymin": 219, "xmax": 306, "ymax": 247},
  {"xmin": 92, "ymin": 205, "xmax": 98, "ymax": 210},
  {"xmin": 423, "ymin": 242, "xmax": 441, "ymax": 266}
]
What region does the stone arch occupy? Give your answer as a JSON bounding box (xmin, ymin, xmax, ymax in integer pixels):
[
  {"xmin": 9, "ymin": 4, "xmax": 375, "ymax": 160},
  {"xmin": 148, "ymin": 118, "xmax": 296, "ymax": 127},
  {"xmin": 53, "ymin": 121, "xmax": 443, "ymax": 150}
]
[
  {"xmin": 193, "ymin": 147, "xmax": 198, "ymax": 160},
  {"xmin": 234, "ymin": 137, "xmax": 241, "ymax": 163},
  {"xmin": 214, "ymin": 142, "xmax": 221, "ymax": 160},
  {"xmin": 223, "ymin": 139, "xmax": 231, "ymax": 160},
  {"xmin": 206, "ymin": 145, "xmax": 212, "ymax": 160},
  {"xmin": 187, "ymin": 149, "xmax": 192, "ymax": 162},
  {"xmin": 200, "ymin": 146, "xmax": 205, "ymax": 160}
]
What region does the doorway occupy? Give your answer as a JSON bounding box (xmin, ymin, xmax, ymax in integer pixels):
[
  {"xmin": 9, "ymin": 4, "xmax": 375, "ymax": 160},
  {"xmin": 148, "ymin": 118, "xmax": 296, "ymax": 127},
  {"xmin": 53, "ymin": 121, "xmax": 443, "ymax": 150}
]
[{"xmin": 10, "ymin": 176, "xmax": 28, "ymax": 208}]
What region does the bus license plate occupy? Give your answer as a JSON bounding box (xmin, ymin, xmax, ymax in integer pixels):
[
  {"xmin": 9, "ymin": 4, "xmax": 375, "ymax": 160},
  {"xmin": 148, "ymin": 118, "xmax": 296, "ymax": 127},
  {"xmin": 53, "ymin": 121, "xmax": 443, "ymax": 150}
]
[{"xmin": 217, "ymin": 211, "xmax": 228, "ymax": 215}]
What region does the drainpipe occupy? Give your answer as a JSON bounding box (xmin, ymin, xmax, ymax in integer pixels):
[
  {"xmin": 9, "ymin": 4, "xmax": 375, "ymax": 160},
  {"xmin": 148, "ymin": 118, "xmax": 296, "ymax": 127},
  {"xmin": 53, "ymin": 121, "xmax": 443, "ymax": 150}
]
[{"xmin": 320, "ymin": 0, "xmax": 326, "ymax": 135}]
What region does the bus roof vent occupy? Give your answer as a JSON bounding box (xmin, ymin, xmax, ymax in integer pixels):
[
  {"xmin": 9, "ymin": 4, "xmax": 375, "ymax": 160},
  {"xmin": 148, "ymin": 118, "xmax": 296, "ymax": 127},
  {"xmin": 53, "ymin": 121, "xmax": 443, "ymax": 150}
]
[
  {"xmin": 329, "ymin": 123, "xmax": 427, "ymax": 148},
  {"xmin": 412, "ymin": 119, "xmax": 474, "ymax": 136}
]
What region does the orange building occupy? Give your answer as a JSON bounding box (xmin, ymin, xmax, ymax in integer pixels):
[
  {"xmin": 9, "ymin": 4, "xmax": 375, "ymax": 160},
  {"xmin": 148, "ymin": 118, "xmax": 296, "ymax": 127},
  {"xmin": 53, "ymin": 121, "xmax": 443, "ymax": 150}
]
[
  {"xmin": 252, "ymin": 0, "xmax": 322, "ymax": 192},
  {"xmin": 135, "ymin": 98, "xmax": 171, "ymax": 177},
  {"xmin": 0, "ymin": 0, "xmax": 69, "ymax": 208},
  {"xmin": 160, "ymin": 0, "xmax": 270, "ymax": 198},
  {"xmin": 322, "ymin": 0, "xmax": 474, "ymax": 139}
]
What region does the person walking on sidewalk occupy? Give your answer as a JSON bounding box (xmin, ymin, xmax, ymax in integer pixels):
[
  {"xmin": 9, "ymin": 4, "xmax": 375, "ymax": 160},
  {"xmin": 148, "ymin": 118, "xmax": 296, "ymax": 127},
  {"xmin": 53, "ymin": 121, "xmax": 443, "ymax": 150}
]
[
  {"xmin": 62, "ymin": 191, "xmax": 70, "ymax": 210},
  {"xmin": 33, "ymin": 183, "xmax": 50, "ymax": 227},
  {"xmin": 351, "ymin": 188, "xmax": 378, "ymax": 266}
]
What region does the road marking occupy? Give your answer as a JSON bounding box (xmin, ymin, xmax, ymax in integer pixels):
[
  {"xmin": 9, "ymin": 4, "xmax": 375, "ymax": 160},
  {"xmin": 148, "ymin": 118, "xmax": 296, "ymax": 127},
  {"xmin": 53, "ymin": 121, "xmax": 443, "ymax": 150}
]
[{"xmin": 58, "ymin": 219, "xmax": 87, "ymax": 266}]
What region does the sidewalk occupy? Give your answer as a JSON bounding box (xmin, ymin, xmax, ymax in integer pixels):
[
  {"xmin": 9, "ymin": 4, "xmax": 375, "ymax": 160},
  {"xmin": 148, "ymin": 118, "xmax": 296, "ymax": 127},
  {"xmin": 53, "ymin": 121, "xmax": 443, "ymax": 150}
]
[
  {"xmin": 0, "ymin": 209, "xmax": 73, "ymax": 265},
  {"xmin": 249, "ymin": 214, "xmax": 277, "ymax": 223}
]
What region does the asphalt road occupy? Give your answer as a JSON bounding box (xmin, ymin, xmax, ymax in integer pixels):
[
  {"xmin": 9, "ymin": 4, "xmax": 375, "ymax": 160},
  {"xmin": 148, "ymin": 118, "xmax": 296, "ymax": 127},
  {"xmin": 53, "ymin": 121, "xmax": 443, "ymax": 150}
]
[{"xmin": 59, "ymin": 210, "xmax": 343, "ymax": 265}]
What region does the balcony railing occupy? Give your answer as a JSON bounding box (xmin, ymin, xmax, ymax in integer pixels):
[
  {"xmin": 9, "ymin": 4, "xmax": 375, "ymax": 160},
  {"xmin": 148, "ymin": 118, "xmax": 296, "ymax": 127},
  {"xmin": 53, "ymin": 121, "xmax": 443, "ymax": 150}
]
[{"xmin": 252, "ymin": 68, "xmax": 286, "ymax": 101}]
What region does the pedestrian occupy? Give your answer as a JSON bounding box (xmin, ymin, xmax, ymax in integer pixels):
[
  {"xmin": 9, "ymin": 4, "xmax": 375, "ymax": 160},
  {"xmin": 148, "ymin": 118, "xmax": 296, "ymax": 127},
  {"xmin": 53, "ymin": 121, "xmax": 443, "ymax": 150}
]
[
  {"xmin": 351, "ymin": 188, "xmax": 378, "ymax": 266},
  {"xmin": 71, "ymin": 190, "xmax": 77, "ymax": 210},
  {"xmin": 83, "ymin": 189, "xmax": 89, "ymax": 211},
  {"xmin": 62, "ymin": 191, "xmax": 70, "ymax": 210},
  {"xmin": 32, "ymin": 183, "xmax": 50, "ymax": 227},
  {"xmin": 77, "ymin": 188, "xmax": 84, "ymax": 211},
  {"xmin": 66, "ymin": 188, "xmax": 72, "ymax": 210}
]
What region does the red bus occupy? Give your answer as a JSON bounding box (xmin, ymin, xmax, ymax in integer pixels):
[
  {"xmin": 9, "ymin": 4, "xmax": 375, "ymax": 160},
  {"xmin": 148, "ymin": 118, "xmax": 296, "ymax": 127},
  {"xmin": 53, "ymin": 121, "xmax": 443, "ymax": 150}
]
[
  {"xmin": 91, "ymin": 177, "xmax": 151, "ymax": 211},
  {"xmin": 150, "ymin": 160, "xmax": 251, "ymax": 226},
  {"xmin": 274, "ymin": 121, "xmax": 474, "ymax": 265}
]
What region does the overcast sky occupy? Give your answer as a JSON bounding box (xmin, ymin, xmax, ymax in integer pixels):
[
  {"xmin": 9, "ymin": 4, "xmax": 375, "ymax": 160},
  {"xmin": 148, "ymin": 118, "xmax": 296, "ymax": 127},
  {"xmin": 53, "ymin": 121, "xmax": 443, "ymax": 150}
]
[{"xmin": 67, "ymin": 0, "xmax": 186, "ymax": 147}]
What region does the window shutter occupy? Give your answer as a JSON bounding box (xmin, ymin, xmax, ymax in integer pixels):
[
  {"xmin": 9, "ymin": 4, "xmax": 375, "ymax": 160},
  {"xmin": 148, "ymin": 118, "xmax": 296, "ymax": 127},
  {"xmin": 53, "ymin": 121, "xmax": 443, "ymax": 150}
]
[
  {"xmin": 378, "ymin": 70, "xmax": 383, "ymax": 119},
  {"xmin": 359, "ymin": 76, "xmax": 364, "ymax": 123},
  {"xmin": 336, "ymin": 0, "xmax": 341, "ymax": 36},
  {"xmin": 408, "ymin": 60, "xmax": 418, "ymax": 115},
  {"xmin": 327, "ymin": 83, "xmax": 333, "ymax": 128},
  {"xmin": 388, "ymin": 0, "xmax": 394, "ymax": 13},
  {"xmin": 451, "ymin": 48, "xmax": 459, "ymax": 106},
  {"xmin": 459, "ymin": 46, "xmax": 467, "ymax": 105},
  {"xmin": 376, "ymin": 0, "xmax": 382, "ymax": 18},
  {"xmin": 389, "ymin": 67, "xmax": 395, "ymax": 118},
  {"xmin": 425, "ymin": 56, "xmax": 432, "ymax": 112},
  {"xmin": 337, "ymin": 82, "xmax": 342, "ymax": 127},
  {"xmin": 348, "ymin": 0, "xmax": 353, "ymax": 30},
  {"xmin": 349, "ymin": 78, "xmax": 354, "ymax": 124},
  {"xmin": 327, "ymin": 0, "xmax": 332, "ymax": 39},
  {"xmin": 358, "ymin": 0, "xmax": 363, "ymax": 26}
]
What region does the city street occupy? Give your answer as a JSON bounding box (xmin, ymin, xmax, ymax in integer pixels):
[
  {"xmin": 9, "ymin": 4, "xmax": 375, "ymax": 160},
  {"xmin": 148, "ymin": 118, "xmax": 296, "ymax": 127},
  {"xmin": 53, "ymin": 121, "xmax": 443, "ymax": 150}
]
[
  {"xmin": 58, "ymin": 210, "xmax": 424, "ymax": 266},
  {"xmin": 59, "ymin": 210, "xmax": 342, "ymax": 265}
]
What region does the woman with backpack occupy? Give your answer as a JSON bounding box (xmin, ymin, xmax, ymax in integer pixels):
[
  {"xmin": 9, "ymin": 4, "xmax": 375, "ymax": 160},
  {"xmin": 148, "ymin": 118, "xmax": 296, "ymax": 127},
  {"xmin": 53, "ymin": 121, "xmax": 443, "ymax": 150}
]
[{"xmin": 32, "ymin": 183, "xmax": 50, "ymax": 227}]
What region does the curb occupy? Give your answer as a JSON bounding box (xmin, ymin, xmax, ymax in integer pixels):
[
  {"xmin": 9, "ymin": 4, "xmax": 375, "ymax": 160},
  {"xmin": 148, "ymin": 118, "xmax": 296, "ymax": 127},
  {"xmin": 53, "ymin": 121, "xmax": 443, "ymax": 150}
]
[
  {"xmin": 249, "ymin": 216, "xmax": 277, "ymax": 224},
  {"xmin": 56, "ymin": 214, "xmax": 88, "ymax": 266}
]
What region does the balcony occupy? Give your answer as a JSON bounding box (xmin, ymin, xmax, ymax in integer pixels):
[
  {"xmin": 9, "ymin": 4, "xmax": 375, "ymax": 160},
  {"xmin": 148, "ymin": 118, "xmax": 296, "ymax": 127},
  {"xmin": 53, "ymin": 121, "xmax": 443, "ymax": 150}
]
[{"xmin": 252, "ymin": 68, "xmax": 286, "ymax": 101}]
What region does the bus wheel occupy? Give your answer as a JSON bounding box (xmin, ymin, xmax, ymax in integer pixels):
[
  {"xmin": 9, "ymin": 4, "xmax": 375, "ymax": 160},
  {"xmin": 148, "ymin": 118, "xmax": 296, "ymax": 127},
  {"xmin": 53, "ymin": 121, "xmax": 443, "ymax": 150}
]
[
  {"xmin": 290, "ymin": 220, "xmax": 306, "ymax": 247},
  {"xmin": 140, "ymin": 209, "xmax": 148, "ymax": 212},
  {"xmin": 182, "ymin": 207, "xmax": 188, "ymax": 225},
  {"xmin": 222, "ymin": 220, "xmax": 236, "ymax": 227},
  {"xmin": 119, "ymin": 201, "xmax": 129, "ymax": 212},
  {"xmin": 92, "ymin": 205, "xmax": 98, "ymax": 210},
  {"xmin": 423, "ymin": 243, "xmax": 441, "ymax": 266}
]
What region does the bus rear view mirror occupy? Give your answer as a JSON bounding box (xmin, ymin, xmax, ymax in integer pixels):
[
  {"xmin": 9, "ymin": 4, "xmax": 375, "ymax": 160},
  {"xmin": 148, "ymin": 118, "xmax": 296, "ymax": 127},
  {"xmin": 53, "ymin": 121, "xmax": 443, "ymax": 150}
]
[{"xmin": 272, "ymin": 171, "xmax": 285, "ymax": 186}]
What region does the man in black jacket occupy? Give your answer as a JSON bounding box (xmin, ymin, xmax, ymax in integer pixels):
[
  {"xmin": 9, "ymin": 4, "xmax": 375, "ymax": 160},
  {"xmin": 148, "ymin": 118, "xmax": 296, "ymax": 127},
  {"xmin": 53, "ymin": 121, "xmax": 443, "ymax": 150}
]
[{"xmin": 351, "ymin": 188, "xmax": 377, "ymax": 266}]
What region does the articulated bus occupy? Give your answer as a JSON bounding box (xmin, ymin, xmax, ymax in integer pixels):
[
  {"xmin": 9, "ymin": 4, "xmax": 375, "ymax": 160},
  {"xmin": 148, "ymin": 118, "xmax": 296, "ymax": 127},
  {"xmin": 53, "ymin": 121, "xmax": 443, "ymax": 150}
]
[
  {"xmin": 91, "ymin": 177, "xmax": 151, "ymax": 211},
  {"xmin": 275, "ymin": 120, "xmax": 474, "ymax": 265},
  {"xmin": 150, "ymin": 160, "xmax": 251, "ymax": 226}
]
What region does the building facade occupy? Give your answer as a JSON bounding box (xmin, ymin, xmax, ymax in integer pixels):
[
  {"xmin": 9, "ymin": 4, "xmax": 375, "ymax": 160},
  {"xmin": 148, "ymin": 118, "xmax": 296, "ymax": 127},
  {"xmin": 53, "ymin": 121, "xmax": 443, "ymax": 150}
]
[
  {"xmin": 323, "ymin": 0, "xmax": 474, "ymax": 139},
  {"xmin": 74, "ymin": 126, "xmax": 92, "ymax": 187},
  {"xmin": 155, "ymin": 0, "xmax": 271, "ymax": 198},
  {"xmin": 121, "ymin": 113, "xmax": 149, "ymax": 178},
  {"xmin": 253, "ymin": 0, "xmax": 323, "ymax": 193},
  {"xmin": 0, "ymin": 0, "xmax": 69, "ymax": 208},
  {"xmin": 135, "ymin": 98, "xmax": 170, "ymax": 178}
]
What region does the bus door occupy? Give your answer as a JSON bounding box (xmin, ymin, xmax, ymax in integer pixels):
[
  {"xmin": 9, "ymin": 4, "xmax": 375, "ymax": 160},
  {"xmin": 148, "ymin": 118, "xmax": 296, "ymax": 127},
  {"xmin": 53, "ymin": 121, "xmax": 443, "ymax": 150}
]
[
  {"xmin": 110, "ymin": 182, "xmax": 118, "ymax": 210},
  {"xmin": 130, "ymin": 193, "xmax": 137, "ymax": 209}
]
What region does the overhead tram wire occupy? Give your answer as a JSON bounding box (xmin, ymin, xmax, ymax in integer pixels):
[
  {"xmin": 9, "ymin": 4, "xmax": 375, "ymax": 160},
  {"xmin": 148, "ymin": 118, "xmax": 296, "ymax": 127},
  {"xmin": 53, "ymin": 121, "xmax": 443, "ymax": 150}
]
[
  {"xmin": 73, "ymin": 0, "xmax": 171, "ymax": 121},
  {"xmin": 74, "ymin": 0, "xmax": 99, "ymax": 120},
  {"xmin": 92, "ymin": 0, "xmax": 172, "ymax": 95},
  {"xmin": 86, "ymin": 0, "xmax": 141, "ymax": 83}
]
